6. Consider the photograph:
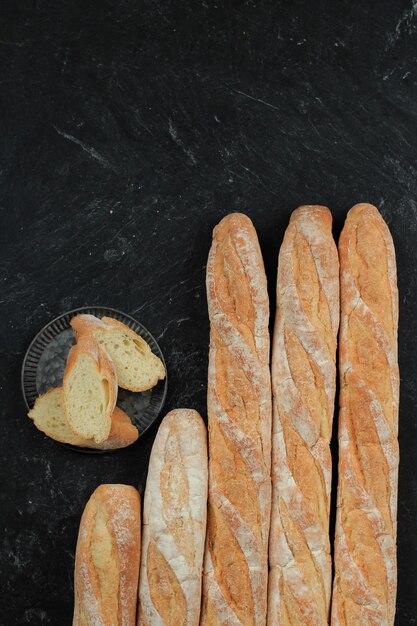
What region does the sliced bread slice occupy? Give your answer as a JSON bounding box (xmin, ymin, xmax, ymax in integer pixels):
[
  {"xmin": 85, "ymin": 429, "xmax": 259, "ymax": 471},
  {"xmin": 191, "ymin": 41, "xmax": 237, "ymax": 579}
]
[
  {"xmin": 63, "ymin": 335, "xmax": 117, "ymax": 443},
  {"xmin": 71, "ymin": 314, "xmax": 165, "ymax": 392},
  {"xmin": 28, "ymin": 387, "xmax": 138, "ymax": 449}
]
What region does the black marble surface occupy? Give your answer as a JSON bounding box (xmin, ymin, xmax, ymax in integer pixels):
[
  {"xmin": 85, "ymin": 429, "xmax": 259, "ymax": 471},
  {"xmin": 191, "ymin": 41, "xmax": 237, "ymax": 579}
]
[{"xmin": 1, "ymin": 1, "xmax": 417, "ymax": 624}]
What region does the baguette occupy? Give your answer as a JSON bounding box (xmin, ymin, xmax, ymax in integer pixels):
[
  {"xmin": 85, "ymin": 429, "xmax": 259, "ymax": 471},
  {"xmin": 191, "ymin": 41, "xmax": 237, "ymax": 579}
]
[
  {"xmin": 201, "ymin": 213, "xmax": 272, "ymax": 626},
  {"xmin": 63, "ymin": 335, "xmax": 117, "ymax": 443},
  {"xmin": 138, "ymin": 409, "xmax": 208, "ymax": 626},
  {"xmin": 28, "ymin": 387, "xmax": 138, "ymax": 449},
  {"xmin": 268, "ymin": 205, "xmax": 339, "ymax": 625},
  {"xmin": 71, "ymin": 314, "xmax": 165, "ymax": 392},
  {"xmin": 73, "ymin": 484, "xmax": 141, "ymax": 626},
  {"xmin": 331, "ymin": 204, "xmax": 399, "ymax": 625}
]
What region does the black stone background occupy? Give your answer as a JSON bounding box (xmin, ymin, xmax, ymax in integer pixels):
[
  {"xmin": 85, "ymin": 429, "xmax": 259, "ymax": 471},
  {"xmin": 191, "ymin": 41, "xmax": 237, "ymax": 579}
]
[{"xmin": 1, "ymin": 1, "xmax": 416, "ymax": 624}]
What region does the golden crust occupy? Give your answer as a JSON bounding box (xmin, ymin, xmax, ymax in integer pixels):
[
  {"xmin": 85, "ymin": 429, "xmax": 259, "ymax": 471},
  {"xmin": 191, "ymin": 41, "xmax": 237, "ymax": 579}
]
[
  {"xmin": 331, "ymin": 203, "xmax": 399, "ymax": 626},
  {"xmin": 201, "ymin": 213, "xmax": 272, "ymax": 626},
  {"xmin": 268, "ymin": 205, "xmax": 340, "ymax": 625},
  {"xmin": 73, "ymin": 484, "xmax": 141, "ymax": 626},
  {"xmin": 94, "ymin": 406, "xmax": 138, "ymax": 450}
]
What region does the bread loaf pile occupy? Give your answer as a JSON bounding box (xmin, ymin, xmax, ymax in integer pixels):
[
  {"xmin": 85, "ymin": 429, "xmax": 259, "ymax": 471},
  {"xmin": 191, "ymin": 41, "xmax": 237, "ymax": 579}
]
[
  {"xmin": 28, "ymin": 315, "xmax": 165, "ymax": 450},
  {"xmin": 72, "ymin": 203, "xmax": 399, "ymax": 625}
]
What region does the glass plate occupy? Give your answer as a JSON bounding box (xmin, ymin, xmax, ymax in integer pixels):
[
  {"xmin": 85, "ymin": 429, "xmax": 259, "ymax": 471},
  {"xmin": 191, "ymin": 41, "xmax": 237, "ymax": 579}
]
[{"xmin": 21, "ymin": 306, "xmax": 167, "ymax": 453}]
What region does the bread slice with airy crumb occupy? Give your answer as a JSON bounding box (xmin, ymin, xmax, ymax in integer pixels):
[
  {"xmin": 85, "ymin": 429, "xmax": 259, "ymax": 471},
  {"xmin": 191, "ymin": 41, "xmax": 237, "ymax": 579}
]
[
  {"xmin": 63, "ymin": 335, "xmax": 117, "ymax": 443},
  {"xmin": 71, "ymin": 314, "xmax": 166, "ymax": 392},
  {"xmin": 28, "ymin": 387, "xmax": 138, "ymax": 449}
]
